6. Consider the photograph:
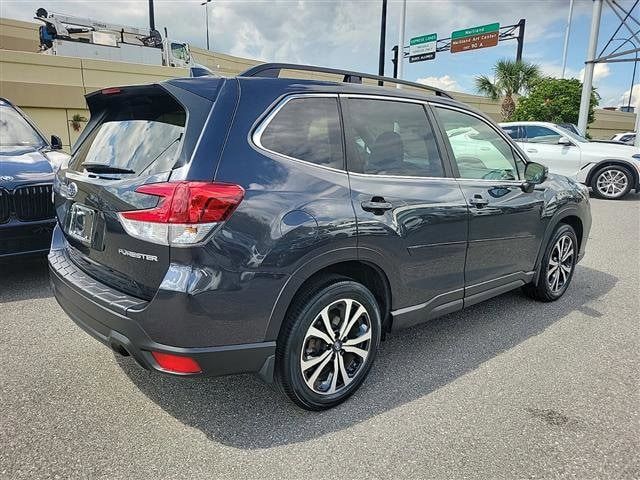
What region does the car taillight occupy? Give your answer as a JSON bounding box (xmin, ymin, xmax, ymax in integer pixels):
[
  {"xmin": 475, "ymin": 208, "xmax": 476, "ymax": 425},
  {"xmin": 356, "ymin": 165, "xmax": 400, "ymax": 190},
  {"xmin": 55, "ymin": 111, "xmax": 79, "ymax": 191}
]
[{"xmin": 118, "ymin": 181, "xmax": 244, "ymax": 246}]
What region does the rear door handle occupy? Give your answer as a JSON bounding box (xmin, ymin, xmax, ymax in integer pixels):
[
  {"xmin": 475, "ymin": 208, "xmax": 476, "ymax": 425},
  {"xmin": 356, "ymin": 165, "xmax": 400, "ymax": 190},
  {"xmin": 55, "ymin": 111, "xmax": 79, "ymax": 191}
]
[
  {"xmin": 361, "ymin": 199, "xmax": 393, "ymax": 213},
  {"xmin": 469, "ymin": 195, "xmax": 489, "ymax": 208},
  {"xmin": 526, "ymin": 148, "xmax": 538, "ymax": 153}
]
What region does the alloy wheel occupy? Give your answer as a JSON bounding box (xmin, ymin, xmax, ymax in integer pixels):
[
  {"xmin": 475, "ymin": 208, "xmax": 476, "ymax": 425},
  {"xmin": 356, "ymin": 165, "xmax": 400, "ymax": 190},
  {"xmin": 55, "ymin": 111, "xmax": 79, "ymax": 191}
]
[
  {"xmin": 596, "ymin": 168, "xmax": 628, "ymax": 199},
  {"xmin": 547, "ymin": 234, "xmax": 574, "ymax": 294},
  {"xmin": 300, "ymin": 298, "xmax": 371, "ymax": 395}
]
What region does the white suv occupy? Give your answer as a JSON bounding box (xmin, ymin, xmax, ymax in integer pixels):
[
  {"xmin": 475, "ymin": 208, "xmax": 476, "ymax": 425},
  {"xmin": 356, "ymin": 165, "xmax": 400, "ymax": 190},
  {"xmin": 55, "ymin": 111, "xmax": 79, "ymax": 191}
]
[{"xmin": 501, "ymin": 121, "xmax": 640, "ymax": 199}]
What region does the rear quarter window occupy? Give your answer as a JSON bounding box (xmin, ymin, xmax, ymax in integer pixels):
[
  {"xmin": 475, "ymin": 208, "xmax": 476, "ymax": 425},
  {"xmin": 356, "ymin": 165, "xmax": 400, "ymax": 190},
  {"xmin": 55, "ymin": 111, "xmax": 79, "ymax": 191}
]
[{"xmin": 258, "ymin": 97, "xmax": 344, "ymax": 170}]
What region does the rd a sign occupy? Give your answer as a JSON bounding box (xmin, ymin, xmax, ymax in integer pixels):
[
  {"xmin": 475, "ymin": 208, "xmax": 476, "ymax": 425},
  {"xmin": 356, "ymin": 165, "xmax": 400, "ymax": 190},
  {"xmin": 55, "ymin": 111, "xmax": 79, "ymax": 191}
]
[
  {"xmin": 409, "ymin": 33, "xmax": 437, "ymax": 63},
  {"xmin": 450, "ymin": 22, "xmax": 500, "ymax": 54}
]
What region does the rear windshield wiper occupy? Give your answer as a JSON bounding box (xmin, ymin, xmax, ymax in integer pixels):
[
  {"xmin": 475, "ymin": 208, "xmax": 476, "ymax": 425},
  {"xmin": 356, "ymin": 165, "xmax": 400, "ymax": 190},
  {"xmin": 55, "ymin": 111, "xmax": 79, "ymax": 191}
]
[{"xmin": 82, "ymin": 163, "xmax": 135, "ymax": 174}]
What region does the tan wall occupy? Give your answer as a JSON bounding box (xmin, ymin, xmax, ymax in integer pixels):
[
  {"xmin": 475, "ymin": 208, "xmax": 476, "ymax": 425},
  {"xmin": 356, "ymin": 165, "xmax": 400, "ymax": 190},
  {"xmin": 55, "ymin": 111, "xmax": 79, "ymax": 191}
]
[
  {"xmin": 0, "ymin": 16, "xmax": 633, "ymax": 147},
  {"xmin": 0, "ymin": 17, "xmax": 40, "ymax": 53},
  {"xmin": 0, "ymin": 49, "xmax": 188, "ymax": 150}
]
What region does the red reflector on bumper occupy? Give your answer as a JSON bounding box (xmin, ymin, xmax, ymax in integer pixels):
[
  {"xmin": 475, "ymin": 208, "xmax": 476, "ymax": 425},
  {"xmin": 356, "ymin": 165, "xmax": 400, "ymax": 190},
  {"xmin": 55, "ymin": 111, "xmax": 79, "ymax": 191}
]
[{"xmin": 151, "ymin": 351, "xmax": 202, "ymax": 374}]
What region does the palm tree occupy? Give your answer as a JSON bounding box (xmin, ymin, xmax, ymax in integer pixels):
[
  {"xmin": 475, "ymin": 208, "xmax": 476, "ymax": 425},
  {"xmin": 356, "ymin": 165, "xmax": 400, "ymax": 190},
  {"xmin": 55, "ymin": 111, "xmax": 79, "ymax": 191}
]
[{"xmin": 475, "ymin": 59, "xmax": 541, "ymax": 120}]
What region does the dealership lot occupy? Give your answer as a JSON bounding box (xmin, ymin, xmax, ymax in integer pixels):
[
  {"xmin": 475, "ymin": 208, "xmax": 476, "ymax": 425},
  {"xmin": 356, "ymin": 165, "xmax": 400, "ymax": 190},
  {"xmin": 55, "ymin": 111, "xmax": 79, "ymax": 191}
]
[{"xmin": 1, "ymin": 195, "xmax": 638, "ymax": 479}]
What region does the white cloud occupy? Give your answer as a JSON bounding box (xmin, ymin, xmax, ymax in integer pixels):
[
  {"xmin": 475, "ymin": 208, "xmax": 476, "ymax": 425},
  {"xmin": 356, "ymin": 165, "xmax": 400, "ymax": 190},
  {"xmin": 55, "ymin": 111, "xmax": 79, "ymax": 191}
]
[
  {"xmin": 417, "ymin": 75, "xmax": 460, "ymax": 92},
  {"xmin": 616, "ymin": 83, "xmax": 640, "ymax": 109},
  {"xmin": 579, "ymin": 63, "xmax": 611, "ymax": 85}
]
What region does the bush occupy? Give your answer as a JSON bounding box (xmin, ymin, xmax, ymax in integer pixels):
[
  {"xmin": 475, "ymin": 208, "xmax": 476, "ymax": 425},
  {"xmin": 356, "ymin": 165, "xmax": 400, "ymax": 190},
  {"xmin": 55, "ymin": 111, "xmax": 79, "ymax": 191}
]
[{"xmin": 510, "ymin": 78, "xmax": 598, "ymax": 124}]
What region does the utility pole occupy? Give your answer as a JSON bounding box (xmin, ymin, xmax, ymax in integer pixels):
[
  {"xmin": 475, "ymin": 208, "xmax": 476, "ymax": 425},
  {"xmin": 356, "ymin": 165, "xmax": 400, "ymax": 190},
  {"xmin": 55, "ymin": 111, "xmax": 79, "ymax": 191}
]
[
  {"xmin": 578, "ymin": 0, "xmax": 604, "ymax": 136},
  {"xmin": 378, "ymin": 0, "xmax": 387, "ymax": 85},
  {"xmin": 396, "ymin": 0, "xmax": 406, "ymax": 85},
  {"xmin": 201, "ymin": 0, "xmax": 212, "ymax": 50},
  {"xmin": 561, "ymin": 0, "xmax": 575, "ymax": 78},
  {"xmin": 148, "ymin": 0, "xmax": 155, "ymax": 31},
  {"xmin": 516, "ymin": 18, "xmax": 525, "ymax": 61}
]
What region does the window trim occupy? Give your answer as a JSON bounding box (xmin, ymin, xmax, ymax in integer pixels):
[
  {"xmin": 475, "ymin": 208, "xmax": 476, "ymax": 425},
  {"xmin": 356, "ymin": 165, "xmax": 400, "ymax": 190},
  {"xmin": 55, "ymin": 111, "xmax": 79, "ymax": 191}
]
[
  {"xmin": 430, "ymin": 104, "xmax": 529, "ymax": 183},
  {"xmin": 251, "ymin": 93, "xmax": 347, "ymax": 173},
  {"xmin": 339, "ymin": 93, "xmax": 454, "ymax": 180}
]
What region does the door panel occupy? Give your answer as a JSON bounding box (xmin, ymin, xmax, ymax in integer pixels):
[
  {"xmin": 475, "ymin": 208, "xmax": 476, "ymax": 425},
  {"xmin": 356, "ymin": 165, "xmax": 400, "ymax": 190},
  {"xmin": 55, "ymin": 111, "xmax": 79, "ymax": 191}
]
[
  {"xmin": 455, "ymin": 179, "xmax": 545, "ymax": 286},
  {"xmin": 520, "ymin": 125, "xmax": 582, "ymax": 178},
  {"xmin": 350, "ymin": 174, "xmax": 468, "ymax": 310},
  {"xmin": 433, "ymin": 106, "xmax": 546, "ymax": 291},
  {"xmin": 342, "ymin": 96, "xmax": 468, "ymax": 325}
]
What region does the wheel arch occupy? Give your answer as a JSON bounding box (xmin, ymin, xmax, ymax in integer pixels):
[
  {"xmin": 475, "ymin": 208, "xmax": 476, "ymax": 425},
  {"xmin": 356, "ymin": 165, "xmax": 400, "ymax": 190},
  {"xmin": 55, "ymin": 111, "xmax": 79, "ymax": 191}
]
[
  {"xmin": 533, "ymin": 208, "xmax": 584, "ymax": 286},
  {"xmin": 585, "ymin": 159, "xmax": 639, "ymax": 190},
  {"xmin": 265, "ymin": 252, "xmax": 393, "ymax": 342}
]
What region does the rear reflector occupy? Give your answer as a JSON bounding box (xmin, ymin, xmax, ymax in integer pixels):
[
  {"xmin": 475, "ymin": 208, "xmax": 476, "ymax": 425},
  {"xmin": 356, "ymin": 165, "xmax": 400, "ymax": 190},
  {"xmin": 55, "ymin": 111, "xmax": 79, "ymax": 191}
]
[
  {"xmin": 151, "ymin": 351, "xmax": 202, "ymax": 374},
  {"xmin": 118, "ymin": 181, "xmax": 244, "ymax": 246}
]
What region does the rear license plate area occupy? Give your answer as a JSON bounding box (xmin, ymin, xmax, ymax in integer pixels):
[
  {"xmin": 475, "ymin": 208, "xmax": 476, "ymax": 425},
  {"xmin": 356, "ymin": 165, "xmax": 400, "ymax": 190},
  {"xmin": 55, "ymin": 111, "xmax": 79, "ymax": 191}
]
[{"xmin": 66, "ymin": 203, "xmax": 96, "ymax": 245}]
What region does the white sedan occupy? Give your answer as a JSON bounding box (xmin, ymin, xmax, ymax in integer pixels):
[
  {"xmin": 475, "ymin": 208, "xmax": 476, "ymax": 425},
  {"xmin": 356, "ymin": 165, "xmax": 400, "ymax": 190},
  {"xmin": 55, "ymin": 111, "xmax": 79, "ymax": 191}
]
[{"xmin": 500, "ymin": 121, "xmax": 640, "ymax": 200}]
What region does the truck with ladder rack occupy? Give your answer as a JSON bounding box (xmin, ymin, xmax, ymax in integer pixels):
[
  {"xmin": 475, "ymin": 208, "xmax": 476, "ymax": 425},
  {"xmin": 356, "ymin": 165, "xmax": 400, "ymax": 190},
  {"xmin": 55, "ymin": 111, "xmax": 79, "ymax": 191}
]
[{"xmin": 34, "ymin": 7, "xmax": 210, "ymax": 74}]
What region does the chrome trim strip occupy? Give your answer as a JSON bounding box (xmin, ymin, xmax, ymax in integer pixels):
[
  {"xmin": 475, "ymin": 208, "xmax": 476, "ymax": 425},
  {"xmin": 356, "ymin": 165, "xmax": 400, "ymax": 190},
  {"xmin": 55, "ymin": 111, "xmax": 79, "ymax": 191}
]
[{"xmin": 391, "ymin": 288, "xmax": 464, "ymax": 316}]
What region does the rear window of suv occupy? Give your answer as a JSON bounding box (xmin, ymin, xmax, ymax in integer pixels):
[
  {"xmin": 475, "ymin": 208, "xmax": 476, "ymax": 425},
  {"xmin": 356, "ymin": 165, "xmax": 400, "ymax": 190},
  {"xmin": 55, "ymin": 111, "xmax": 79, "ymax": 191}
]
[{"xmin": 70, "ymin": 92, "xmax": 186, "ymax": 176}]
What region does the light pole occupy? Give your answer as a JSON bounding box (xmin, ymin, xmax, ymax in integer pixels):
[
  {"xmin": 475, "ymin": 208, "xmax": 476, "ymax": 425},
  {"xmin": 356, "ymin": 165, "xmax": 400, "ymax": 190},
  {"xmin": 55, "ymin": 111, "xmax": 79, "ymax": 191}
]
[
  {"xmin": 201, "ymin": 0, "xmax": 212, "ymax": 50},
  {"xmin": 561, "ymin": 0, "xmax": 575, "ymax": 78},
  {"xmin": 396, "ymin": 0, "xmax": 406, "ymax": 86}
]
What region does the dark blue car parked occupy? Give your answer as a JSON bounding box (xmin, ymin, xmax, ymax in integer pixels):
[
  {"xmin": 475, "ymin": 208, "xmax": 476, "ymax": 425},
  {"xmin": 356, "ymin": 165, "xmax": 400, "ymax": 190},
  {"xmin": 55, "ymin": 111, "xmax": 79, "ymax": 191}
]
[
  {"xmin": 1, "ymin": 98, "xmax": 69, "ymax": 258},
  {"xmin": 49, "ymin": 64, "xmax": 591, "ymax": 410}
]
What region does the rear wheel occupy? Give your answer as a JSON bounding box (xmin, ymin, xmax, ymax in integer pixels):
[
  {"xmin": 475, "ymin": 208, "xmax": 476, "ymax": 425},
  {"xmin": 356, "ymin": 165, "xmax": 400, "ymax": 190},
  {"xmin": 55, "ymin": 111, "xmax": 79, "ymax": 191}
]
[
  {"xmin": 523, "ymin": 224, "xmax": 578, "ymax": 302},
  {"xmin": 590, "ymin": 165, "xmax": 633, "ymax": 199},
  {"xmin": 276, "ymin": 276, "xmax": 381, "ymax": 410}
]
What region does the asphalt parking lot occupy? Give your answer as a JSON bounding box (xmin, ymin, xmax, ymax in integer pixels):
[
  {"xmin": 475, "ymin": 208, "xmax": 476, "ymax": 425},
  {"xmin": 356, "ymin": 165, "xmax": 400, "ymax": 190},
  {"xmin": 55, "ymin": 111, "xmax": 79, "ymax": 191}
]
[{"xmin": 1, "ymin": 195, "xmax": 638, "ymax": 479}]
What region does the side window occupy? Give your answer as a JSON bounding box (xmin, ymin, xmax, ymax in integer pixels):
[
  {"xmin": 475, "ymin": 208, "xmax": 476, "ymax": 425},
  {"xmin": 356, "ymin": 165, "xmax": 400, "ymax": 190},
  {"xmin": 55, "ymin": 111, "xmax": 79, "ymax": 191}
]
[
  {"xmin": 524, "ymin": 125, "xmax": 562, "ymax": 144},
  {"xmin": 260, "ymin": 97, "xmax": 344, "ymax": 170},
  {"xmin": 344, "ymin": 99, "xmax": 444, "ymax": 177},
  {"xmin": 502, "ymin": 125, "xmax": 521, "ymax": 140},
  {"xmin": 434, "ymin": 107, "xmax": 523, "ymax": 181}
]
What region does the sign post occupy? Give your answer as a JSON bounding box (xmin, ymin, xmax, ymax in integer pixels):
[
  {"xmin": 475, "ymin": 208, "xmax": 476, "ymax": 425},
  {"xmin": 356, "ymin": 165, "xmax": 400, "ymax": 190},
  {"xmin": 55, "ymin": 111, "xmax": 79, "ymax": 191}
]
[
  {"xmin": 450, "ymin": 23, "xmax": 500, "ymax": 53},
  {"xmin": 409, "ymin": 33, "xmax": 437, "ymax": 63}
]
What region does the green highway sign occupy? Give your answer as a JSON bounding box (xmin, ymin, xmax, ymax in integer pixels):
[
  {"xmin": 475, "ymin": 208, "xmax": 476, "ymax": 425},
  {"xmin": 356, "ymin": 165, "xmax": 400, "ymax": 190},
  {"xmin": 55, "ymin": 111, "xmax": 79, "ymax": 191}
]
[
  {"xmin": 451, "ymin": 22, "xmax": 500, "ymax": 40},
  {"xmin": 409, "ymin": 33, "xmax": 437, "ymax": 63},
  {"xmin": 410, "ymin": 33, "xmax": 437, "ymax": 45}
]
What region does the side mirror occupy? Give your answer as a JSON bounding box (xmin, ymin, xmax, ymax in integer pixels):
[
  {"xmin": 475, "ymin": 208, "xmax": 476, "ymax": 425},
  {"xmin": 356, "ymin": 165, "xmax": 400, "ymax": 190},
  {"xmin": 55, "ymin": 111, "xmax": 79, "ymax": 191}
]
[
  {"xmin": 50, "ymin": 135, "xmax": 63, "ymax": 150},
  {"xmin": 558, "ymin": 136, "xmax": 573, "ymax": 146},
  {"xmin": 521, "ymin": 162, "xmax": 548, "ymax": 193}
]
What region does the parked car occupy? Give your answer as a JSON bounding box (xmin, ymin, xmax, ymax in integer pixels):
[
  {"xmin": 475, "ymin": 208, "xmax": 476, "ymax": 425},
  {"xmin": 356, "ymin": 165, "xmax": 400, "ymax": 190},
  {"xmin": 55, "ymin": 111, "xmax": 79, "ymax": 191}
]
[
  {"xmin": 0, "ymin": 97, "xmax": 69, "ymax": 258},
  {"xmin": 610, "ymin": 132, "xmax": 636, "ymax": 145},
  {"xmin": 49, "ymin": 64, "xmax": 591, "ymax": 410},
  {"xmin": 500, "ymin": 121, "xmax": 640, "ymax": 199}
]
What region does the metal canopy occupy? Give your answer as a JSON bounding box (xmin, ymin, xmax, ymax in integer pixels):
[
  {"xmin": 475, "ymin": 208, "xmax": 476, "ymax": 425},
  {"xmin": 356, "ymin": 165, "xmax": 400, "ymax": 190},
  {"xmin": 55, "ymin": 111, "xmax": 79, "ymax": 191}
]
[{"xmin": 578, "ymin": 0, "xmax": 640, "ymax": 141}]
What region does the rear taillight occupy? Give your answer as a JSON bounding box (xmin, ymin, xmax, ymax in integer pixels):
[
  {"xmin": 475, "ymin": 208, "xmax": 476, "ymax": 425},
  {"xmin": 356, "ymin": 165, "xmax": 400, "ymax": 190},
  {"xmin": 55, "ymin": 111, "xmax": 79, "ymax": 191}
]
[{"xmin": 118, "ymin": 181, "xmax": 244, "ymax": 246}]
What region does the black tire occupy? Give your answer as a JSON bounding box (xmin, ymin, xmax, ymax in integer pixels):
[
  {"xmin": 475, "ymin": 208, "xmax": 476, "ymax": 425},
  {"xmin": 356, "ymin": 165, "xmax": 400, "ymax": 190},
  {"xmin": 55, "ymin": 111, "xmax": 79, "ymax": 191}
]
[
  {"xmin": 590, "ymin": 165, "xmax": 633, "ymax": 200},
  {"xmin": 523, "ymin": 224, "xmax": 578, "ymax": 302},
  {"xmin": 275, "ymin": 275, "xmax": 381, "ymax": 411}
]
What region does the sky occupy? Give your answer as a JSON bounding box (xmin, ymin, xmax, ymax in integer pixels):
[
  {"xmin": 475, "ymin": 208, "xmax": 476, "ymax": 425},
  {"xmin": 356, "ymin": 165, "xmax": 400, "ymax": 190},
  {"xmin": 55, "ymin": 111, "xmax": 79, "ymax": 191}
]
[{"xmin": 1, "ymin": 0, "xmax": 635, "ymax": 108}]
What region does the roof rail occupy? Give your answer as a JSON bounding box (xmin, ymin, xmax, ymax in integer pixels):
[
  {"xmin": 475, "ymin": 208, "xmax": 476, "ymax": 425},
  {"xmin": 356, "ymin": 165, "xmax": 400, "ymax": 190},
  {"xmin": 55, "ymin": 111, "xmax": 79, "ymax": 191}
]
[{"xmin": 239, "ymin": 63, "xmax": 454, "ymax": 99}]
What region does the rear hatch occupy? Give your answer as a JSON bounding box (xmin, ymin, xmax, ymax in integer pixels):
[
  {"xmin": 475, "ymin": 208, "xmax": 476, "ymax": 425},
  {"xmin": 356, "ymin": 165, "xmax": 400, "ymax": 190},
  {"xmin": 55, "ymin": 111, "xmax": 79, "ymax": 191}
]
[{"xmin": 54, "ymin": 82, "xmax": 218, "ymax": 299}]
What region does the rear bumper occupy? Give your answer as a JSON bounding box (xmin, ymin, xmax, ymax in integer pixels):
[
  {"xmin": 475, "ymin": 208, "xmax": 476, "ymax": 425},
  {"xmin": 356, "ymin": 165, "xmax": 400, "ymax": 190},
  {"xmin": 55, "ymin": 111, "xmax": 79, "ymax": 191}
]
[{"xmin": 49, "ymin": 245, "xmax": 276, "ymax": 379}]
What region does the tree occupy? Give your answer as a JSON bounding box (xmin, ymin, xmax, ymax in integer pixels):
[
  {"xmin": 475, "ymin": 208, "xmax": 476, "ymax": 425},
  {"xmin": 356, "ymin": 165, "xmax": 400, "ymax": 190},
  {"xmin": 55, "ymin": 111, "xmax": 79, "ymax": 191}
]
[
  {"xmin": 475, "ymin": 59, "xmax": 541, "ymax": 120},
  {"xmin": 510, "ymin": 77, "xmax": 599, "ymax": 125}
]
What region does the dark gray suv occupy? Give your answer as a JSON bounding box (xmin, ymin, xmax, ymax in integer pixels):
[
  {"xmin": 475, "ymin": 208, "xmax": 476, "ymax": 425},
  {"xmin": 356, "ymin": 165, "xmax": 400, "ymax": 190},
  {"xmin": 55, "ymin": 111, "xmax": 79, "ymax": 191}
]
[{"xmin": 49, "ymin": 64, "xmax": 591, "ymax": 410}]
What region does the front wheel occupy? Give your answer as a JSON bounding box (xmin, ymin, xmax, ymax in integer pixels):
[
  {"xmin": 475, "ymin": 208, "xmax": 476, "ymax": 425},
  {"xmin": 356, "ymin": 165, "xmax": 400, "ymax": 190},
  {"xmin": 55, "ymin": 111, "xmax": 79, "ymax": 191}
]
[
  {"xmin": 590, "ymin": 165, "xmax": 633, "ymax": 199},
  {"xmin": 523, "ymin": 224, "xmax": 578, "ymax": 302},
  {"xmin": 276, "ymin": 276, "xmax": 381, "ymax": 410}
]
